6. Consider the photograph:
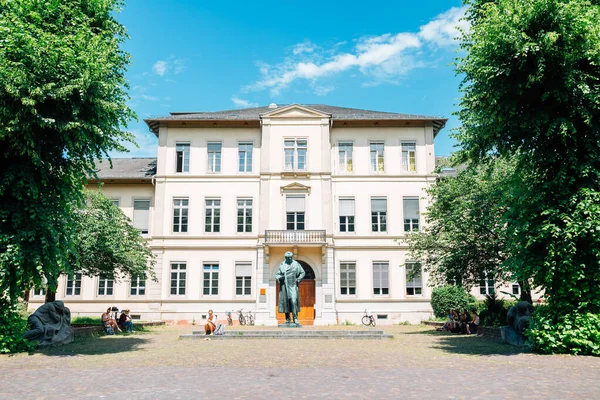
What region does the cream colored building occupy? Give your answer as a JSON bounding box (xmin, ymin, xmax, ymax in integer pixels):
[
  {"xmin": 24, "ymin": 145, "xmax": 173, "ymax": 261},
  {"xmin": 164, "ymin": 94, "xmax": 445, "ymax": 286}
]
[{"xmin": 28, "ymin": 104, "xmax": 521, "ymax": 325}]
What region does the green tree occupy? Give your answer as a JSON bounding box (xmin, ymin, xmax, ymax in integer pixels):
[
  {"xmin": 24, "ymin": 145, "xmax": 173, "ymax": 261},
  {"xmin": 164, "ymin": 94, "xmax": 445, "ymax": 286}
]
[
  {"xmin": 0, "ymin": 0, "xmax": 135, "ymax": 300},
  {"xmin": 455, "ymin": 0, "xmax": 600, "ymax": 315},
  {"xmin": 404, "ymin": 157, "xmax": 534, "ymax": 300}
]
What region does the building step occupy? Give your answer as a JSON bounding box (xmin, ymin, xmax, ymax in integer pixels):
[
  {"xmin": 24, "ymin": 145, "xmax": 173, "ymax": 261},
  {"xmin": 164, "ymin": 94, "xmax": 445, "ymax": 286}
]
[{"xmin": 181, "ymin": 329, "xmax": 393, "ymax": 340}]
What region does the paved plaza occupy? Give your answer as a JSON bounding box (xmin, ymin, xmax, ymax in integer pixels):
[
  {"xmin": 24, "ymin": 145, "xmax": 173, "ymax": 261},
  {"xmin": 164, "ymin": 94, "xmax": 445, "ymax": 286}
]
[{"xmin": 1, "ymin": 325, "xmax": 599, "ymax": 399}]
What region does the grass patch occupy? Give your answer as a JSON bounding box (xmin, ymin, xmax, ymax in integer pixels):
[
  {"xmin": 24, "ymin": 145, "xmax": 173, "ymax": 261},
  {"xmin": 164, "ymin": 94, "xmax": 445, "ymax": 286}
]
[{"xmin": 71, "ymin": 316, "xmax": 102, "ymax": 325}]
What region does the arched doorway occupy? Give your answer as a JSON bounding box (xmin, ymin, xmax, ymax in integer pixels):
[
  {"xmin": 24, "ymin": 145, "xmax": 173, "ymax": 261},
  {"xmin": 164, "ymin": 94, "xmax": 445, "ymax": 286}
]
[{"xmin": 276, "ymin": 260, "xmax": 316, "ymax": 325}]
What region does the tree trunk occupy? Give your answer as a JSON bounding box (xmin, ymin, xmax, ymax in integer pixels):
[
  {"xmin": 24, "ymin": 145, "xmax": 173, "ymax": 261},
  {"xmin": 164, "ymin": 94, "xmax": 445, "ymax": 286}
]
[
  {"xmin": 45, "ymin": 289, "xmax": 56, "ymax": 303},
  {"xmin": 519, "ymin": 280, "xmax": 533, "ymax": 303},
  {"xmin": 23, "ymin": 289, "xmax": 30, "ymax": 307}
]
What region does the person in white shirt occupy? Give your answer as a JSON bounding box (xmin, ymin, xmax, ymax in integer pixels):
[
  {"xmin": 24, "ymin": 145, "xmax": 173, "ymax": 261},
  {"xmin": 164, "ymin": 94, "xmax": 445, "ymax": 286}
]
[
  {"xmin": 466, "ymin": 310, "xmax": 480, "ymax": 334},
  {"xmin": 204, "ymin": 309, "xmax": 217, "ymax": 335}
]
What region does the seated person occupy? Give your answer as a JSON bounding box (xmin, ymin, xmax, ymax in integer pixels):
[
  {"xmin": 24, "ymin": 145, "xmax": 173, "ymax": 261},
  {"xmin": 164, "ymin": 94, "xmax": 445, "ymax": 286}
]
[
  {"xmin": 466, "ymin": 310, "xmax": 480, "ymax": 335},
  {"xmin": 101, "ymin": 307, "xmax": 122, "ymax": 333},
  {"xmin": 204, "ymin": 309, "xmax": 217, "ymax": 335},
  {"xmin": 118, "ymin": 309, "xmax": 134, "ymax": 333},
  {"xmin": 440, "ymin": 309, "xmax": 457, "ymax": 331},
  {"xmin": 458, "ymin": 309, "xmax": 470, "ymax": 334},
  {"xmin": 449, "ymin": 310, "xmax": 461, "ymax": 333}
]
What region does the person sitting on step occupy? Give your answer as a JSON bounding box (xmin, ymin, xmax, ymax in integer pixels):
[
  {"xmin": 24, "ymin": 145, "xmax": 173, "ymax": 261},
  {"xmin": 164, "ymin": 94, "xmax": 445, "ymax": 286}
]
[{"xmin": 204, "ymin": 309, "xmax": 217, "ymax": 335}]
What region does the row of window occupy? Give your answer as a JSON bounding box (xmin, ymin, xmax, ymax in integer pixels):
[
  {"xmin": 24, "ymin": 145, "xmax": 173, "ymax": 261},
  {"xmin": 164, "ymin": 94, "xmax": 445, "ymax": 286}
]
[
  {"xmin": 170, "ymin": 262, "xmax": 252, "ymax": 296},
  {"xmin": 340, "ymin": 262, "xmax": 423, "ymax": 297},
  {"xmin": 174, "ymin": 140, "xmax": 418, "ymax": 174},
  {"xmin": 33, "ymin": 274, "xmax": 147, "ymax": 297},
  {"xmin": 169, "ymin": 196, "xmax": 420, "ymax": 234}
]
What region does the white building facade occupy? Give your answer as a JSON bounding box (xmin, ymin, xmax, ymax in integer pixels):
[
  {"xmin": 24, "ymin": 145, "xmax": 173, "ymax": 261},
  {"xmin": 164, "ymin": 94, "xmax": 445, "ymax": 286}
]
[{"xmin": 30, "ymin": 104, "xmax": 459, "ymax": 325}]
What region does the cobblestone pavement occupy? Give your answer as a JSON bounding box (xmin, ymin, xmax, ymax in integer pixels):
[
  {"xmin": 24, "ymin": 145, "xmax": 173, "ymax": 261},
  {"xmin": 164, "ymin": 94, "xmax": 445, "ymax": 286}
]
[{"xmin": 1, "ymin": 325, "xmax": 599, "ymax": 400}]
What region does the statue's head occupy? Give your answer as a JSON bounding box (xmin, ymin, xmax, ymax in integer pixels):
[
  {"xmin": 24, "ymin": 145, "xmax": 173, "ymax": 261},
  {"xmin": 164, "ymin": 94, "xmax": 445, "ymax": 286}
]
[{"xmin": 284, "ymin": 251, "xmax": 293, "ymax": 262}]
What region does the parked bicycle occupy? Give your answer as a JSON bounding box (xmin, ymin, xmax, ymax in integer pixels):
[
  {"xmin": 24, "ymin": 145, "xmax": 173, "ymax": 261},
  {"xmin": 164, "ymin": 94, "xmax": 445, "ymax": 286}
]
[
  {"xmin": 245, "ymin": 310, "xmax": 254, "ymax": 326},
  {"xmin": 361, "ymin": 309, "xmax": 376, "ymax": 327},
  {"xmin": 225, "ymin": 311, "xmax": 233, "ymax": 326},
  {"xmin": 237, "ymin": 309, "xmax": 247, "ymax": 325},
  {"xmin": 236, "ymin": 309, "xmax": 255, "ymax": 326}
]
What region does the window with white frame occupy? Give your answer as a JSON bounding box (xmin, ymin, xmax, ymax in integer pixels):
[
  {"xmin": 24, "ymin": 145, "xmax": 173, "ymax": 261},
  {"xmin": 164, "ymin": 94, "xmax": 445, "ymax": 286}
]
[
  {"xmin": 238, "ymin": 142, "xmax": 253, "ymax": 173},
  {"xmin": 176, "ymin": 142, "xmax": 190, "ymax": 173},
  {"xmin": 65, "ymin": 273, "xmax": 82, "ymax": 296},
  {"xmin": 97, "ymin": 274, "xmax": 114, "ymax": 296},
  {"xmin": 173, "ymin": 198, "xmax": 189, "ymax": 233},
  {"xmin": 207, "ymin": 142, "xmax": 222, "ymax": 173},
  {"xmin": 286, "ymin": 195, "xmax": 305, "ymax": 230},
  {"xmin": 401, "ymin": 141, "xmax": 416, "ymax": 172},
  {"xmin": 284, "ymin": 139, "xmax": 307, "ymax": 171},
  {"xmin": 371, "ymin": 198, "xmax": 387, "ymax": 232},
  {"xmin": 205, "ymin": 199, "xmax": 221, "ymax": 233},
  {"xmin": 235, "ymin": 262, "xmax": 252, "ymax": 296},
  {"xmin": 340, "ymin": 262, "xmax": 356, "ymax": 295},
  {"xmin": 170, "ymin": 263, "xmax": 186, "ymax": 295},
  {"xmin": 373, "ymin": 262, "xmax": 389, "ymax": 295},
  {"xmin": 111, "ymin": 199, "xmax": 120, "ymax": 207},
  {"xmin": 480, "ymin": 274, "xmax": 495, "ymax": 295},
  {"xmin": 33, "ymin": 286, "xmax": 46, "ymax": 296},
  {"xmin": 370, "ymin": 142, "xmax": 385, "ymax": 172},
  {"xmin": 339, "ymin": 198, "xmax": 355, "ymax": 233},
  {"xmin": 338, "ymin": 142, "xmax": 353, "ymax": 172},
  {"xmin": 403, "ymin": 197, "xmax": 420, "ymax": 232},
  {"xmin": 237, "ymin": 198, "xmax": 252, "ymax": 233},
  {"xmin": 203, "ymin": 264, "xmax": 219, "ymax": 295},
  {"xmin": 133, "ymin": 199, "xmax": 150, "ymax": 234},
  {"xmin": 405, "ymin": 262, "xmax": 422, "ymax": 295},
  {"xmin": 130, "ymin": 274, "xmax": 146, "ymax": 296},
  {"xmin": 512, "ymin": 283, "xmax": 521, "ymax": 296}
]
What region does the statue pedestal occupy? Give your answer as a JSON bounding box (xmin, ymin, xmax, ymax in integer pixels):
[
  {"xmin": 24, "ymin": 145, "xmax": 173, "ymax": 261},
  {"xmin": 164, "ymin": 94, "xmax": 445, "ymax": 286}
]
[{"xmin": 278, "ymin": 322, "xmax": 302, "ymax": 328}]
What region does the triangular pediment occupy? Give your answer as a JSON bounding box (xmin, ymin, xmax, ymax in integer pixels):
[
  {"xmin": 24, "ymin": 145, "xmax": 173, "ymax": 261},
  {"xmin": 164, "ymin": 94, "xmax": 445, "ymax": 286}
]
[
  {"xmin": 261, "ymin": 104, "xmax": 331, "ymax": 119},
  {"xmin": 280, "ymin": 182, "xmax": 311, "ymax": 195}
]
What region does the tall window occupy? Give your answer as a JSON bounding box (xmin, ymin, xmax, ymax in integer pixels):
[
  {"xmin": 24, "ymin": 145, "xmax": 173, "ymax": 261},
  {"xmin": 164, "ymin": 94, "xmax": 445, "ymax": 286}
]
[
  {"xmin": 338, "ymin": 142, "xmax": 353, "ymax": 172},
  {"xmin": 405, "ymin": 262, "xmax": 422, "ymax": 295},
  {"xmin": 237, "ymin": 198, "xmax": 253, "ymax": 233},
  {"xmin": 208, "ymin": 142, "xmax": 222, "ymax": 173},
  {"xmin": 403, "ymin": 197, "xmax": 420, "ymax": 232},
  {"xmin": 339, "ymin": 198, "xmax": 355, "ymax": 232},
  {"xmin": 512, "ymin": 283, "xmax": 521, "ymax": 296},
  {"xmin": 203, "ymin": 264, "xmax": 219, "ymax": 295},
  {"xmin": 98, "ymin": 275, "xmax": 114, "ymax": 296},
  {"xmin": 65, "ymin": 273, "xmax": 82, "ymax": 296},
  {"xmin": 284, "ymin": 139, "xmax": 307, "ymax": 171},
  {"xmin": 170, "ymin": 263, "xmax": 186, "ymax": 295},
  {"xmin": 373, "ymin": 262, "xmax": 389, "ymax": 295},
  {"xmin": 371, "ymin": 198, "xmax": 387, "ymax": 232},
  {"xmin": 176, "ymin": 143, "xmax": 190, "ymax": 172},
  {"xmin": 480, "ymin": 274, "xmax": 495, "ymax": 295},
  {"xmin": 238, "ymin": 142, "xmax": 253, "ymax": 173},
  {"xmin": 235, "ymin": 262, "xmax": 252, "ymax": 296},
  {"xmin": 340, "ymin": 262, "xmax": 356, "ymax": 295},
  {"xmin": 130, "ymin": 274, "xmax": 146, "ymax": 296},
  {"xmin": 133, "ymin": 199, "xmax": 150, "ymax": 234},
  {"xmin": 370, "ymin": 142, "xmax": 385, "ymax": 172},
  {"xmin": 173, "ymin": 198, "xmax": 189, "ymax": 233},
  {"xmin": 401, "ymin": 141, "xmax": 416, "ymax": 172},
  {"xmin": 286, "ymin": 195, "xmax": 305, "ymax": 230},
  {"xmin": 205, "ymin": 199, "xmax": 221, "ymax": 233}
]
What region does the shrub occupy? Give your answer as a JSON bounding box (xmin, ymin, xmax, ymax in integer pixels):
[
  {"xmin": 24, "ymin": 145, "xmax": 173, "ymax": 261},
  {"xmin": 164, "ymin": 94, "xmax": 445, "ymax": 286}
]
[
  {"xmin": 0, "ymin": 297, "xmax": 38, "ymax": 354},
  {"xmin": 430, "ymin": 285, "xmax": 475, "ymax": 318},
  {"xmin": 526, "ymin": 306, "xmax": 600, "ymax": 356},
  {"xmin": 71, "ymin": 316, "xmax": 102, "ymax": 325}
]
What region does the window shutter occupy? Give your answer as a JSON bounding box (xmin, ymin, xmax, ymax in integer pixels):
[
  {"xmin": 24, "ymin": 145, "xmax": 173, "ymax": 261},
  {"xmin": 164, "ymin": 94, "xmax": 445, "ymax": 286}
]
[
  {"xmin": 371, "ymin": 198, "xmax": 387, "ymax": 212},
  {"xmin": 339, "ymin": 199, "xmax": 355, "ymax": 216},
  {"xmin": 403, "ymin": 198, "xmax": 419, "ymax": 219},
  {"xmin": 286, "ymin": 195, "xmax": 305, "ymax": 212},
  {"xmin": 235, "ymin": 263, "xmax": 252, "ymax": 277},
  {"xmin": 133, "ymin": 200, "xmax": 150, "ymax": 231}
]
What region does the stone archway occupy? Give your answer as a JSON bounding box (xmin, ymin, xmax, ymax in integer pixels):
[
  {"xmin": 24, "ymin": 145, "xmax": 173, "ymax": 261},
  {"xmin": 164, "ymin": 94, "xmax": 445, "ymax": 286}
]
[{"xmin": 276, "ymin": 261, "xmax": 316, "ymax": 325}]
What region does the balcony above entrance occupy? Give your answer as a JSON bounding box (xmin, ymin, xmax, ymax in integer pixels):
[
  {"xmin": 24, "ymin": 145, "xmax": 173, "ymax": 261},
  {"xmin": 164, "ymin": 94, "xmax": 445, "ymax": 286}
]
[{"xmin": 265, "ymin": 230, "xmax": 326, "ymax": 244}]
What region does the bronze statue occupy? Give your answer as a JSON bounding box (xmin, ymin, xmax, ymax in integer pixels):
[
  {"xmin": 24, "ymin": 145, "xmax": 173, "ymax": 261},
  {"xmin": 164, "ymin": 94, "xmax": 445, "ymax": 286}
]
[
  {"xmin": 23, "ymin": 300, "xmax": 73, "ymax": 347},
  {"xmin": 276, "ymin": 251, "xmax": 305, "ymax": 326}
]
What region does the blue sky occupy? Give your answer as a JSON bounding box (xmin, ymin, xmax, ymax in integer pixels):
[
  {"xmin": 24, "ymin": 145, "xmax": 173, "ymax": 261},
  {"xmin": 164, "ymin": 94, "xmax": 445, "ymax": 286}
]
[{"xmin": 117, "ymin": 0, "xmax": 466, "ymax": 158}]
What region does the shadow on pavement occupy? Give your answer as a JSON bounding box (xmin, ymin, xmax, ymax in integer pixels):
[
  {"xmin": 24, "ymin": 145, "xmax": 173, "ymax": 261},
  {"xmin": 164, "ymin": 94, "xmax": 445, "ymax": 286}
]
[
  {"xmin": 405, "ymin": 328, "xmax": 530, "ymax": 356},
  {"xmin": 37, "ymin": 335, "xmax": 150, "ymax": 357}
]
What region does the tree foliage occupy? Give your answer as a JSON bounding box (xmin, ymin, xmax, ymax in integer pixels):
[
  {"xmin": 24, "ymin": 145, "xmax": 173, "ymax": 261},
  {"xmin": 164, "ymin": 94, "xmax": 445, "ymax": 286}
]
[
  {"xmin": 430, "ymin": 285, "xmax": 475, "ymax": 319},
  {"xmin": 406, "ymin": 158, "xmax": 513, "ymax": 288},
  {"xmin": 455, "ymin": 0, "xmax": 600, "ymax": 316},
  {"xmin": 0, "ymin": 0, "xmax": 135, "ymax": 299}
]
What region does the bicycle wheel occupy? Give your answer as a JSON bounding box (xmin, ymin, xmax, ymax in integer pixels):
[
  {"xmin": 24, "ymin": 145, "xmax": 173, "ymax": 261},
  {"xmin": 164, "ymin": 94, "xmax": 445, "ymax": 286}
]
[
  {"xmin": 361, "ymin": 316, "xmax": 371, "ymax": 326},
  {"xmin": 248, "ymin": 314, "xmax": 254, "ymax": 326},
  {"xmin": 370, "ymin": 317, "xmax": 376, "ymax": 327},
  {"xmin": 239, "ymin": 315, "xmax": 246, "ymax": 326}
]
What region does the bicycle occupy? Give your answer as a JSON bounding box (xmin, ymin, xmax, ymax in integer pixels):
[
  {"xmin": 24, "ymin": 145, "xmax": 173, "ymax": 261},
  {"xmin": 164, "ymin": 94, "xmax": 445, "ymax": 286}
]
[
  {"xmin": 245, "ymin": 310, "xmax": 255, "ymax": 326},
  {"xmin": 225, "ymin": 311, "xmax": 233, "ymax": 326},
  {"xmin": 237, "ymin": 309, "xmax": 246, "ymax": 326},
  {"xmin": 361, "ymin": 309, "xmax": 376, "ymax": 327}
]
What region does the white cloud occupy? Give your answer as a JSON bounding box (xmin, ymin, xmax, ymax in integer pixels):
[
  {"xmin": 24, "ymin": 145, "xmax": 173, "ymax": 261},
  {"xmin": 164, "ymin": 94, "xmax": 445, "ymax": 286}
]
[
  {"xmin": 152, "ymin": 56, "xmax": 187, "ymax": 77},
  {"xmin": 232, "ymin": 96, "xmax": 259, "ymax": 108},
  {"xmin": 245, "ymin": 6, "xmax": 467, "ymax": 96}
]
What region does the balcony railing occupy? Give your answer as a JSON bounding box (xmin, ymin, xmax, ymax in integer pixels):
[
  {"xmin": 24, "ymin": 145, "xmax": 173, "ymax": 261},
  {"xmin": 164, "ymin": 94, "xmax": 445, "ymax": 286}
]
[{"xmin": 265, "ymin": 230, "xmax": 326, "ymax": 244}]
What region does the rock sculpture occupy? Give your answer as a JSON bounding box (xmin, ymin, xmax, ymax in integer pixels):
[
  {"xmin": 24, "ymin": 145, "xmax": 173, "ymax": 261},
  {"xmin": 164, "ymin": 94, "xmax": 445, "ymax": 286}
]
[
  {"xmin": 23, "ymin": 300, "xmax": 73, "ymax": 347},
  {"xmin": 501, "ymin": 301, "xmax": 534, "ymax": 346}
]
